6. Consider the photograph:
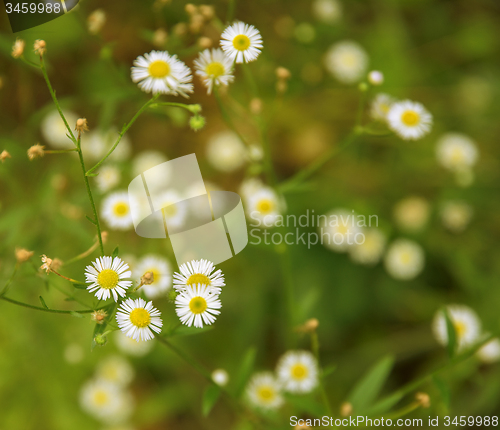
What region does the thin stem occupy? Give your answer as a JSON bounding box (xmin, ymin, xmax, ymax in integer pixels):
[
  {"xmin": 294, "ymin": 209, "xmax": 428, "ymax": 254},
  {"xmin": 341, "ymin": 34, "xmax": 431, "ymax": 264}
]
[
  {"xmin": 241, "ymin": 63, "xmax": 259, "ymax": 98},
  {"xmin": 0, "ymin": 264, "xmax": 19, "ymax": 296},
  {"xmin": 311, "ymin": 331, "xmax": 333, "ymax": 416},
  {"xmin": 213, "ymin": 88, "xmax": 251, "ymax": 148},
  {"xmin": 64, "ymin": 237, "xmax": 101, "ymax": 266},
  {"xmin": 20, "ymin": 55, "xmax": 41, "ymax": 70},
  {"xmin": 47, "ymin": 269, "xmax": 86, "ymax": 285},
  {"xmin": 150, "ymin": 102, "xmax": 200, "ymax": 113},
  {"xmin": 226, "ymin": 0, "xmax": 237, "ymax": 22},
  {"xmin": 0, "ymin": 295, "xmax": 105, "ymax": 314},
  {"xmin": 86, "ymin": 94, "xmax": 160, "ymax": 176},
  {"xmin": 44, "ymin": 149, "xmax": 78, "ymax": 154}
]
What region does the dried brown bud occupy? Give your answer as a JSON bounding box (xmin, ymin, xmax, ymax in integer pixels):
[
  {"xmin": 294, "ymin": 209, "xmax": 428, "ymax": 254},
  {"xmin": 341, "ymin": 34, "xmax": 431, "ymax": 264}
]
[
  {"xmin": 1, "ymin": 150, "xmax": 11, "ymax": 163},
  {"xmin": 16, "ymin": 248, "xmax": 34, "ymax": 263},
  {"xmin": 141, "ymin": 271, "xmax": 155, "ymax": 285},
  {"xmin": 199, "ymin": 5, "xmax": 215, "ymax": 20},
  {"xmin": 52, "ymin": 258, "xmax": 63, "ymax": 271},
  {"xmin": 276, "ymin": 67, "xmax": 291, "ymax": 80},
  {"xmin": 75, "ymin": 118, "xmax": 89, "ymax": 134},
  {"xmin": 12, "ymin": 39, "xmax": 25, "ymax": 58},
  {"xmin": 153, "ymin": 28, "xmax": 168, "ymax": 47},
  {"xmin": 340, "ymin": 401, "xmax": 353, "ymax": 417},
  {"xmin": 33, "ymin": 39, "xmax": 46, "ymax": 56},
  {"xmin": 415, "ymin": 392, "xmax": 430, "ymax": 408},
  {"xmin": 91, "ymin": 309, "xmax": 108, "ymax": 324},
  {"xmin": 173, "ymin": 23, "xmax": 188, "ymax": 37},
  {"xmin": 185, "ymin": 3, "xmax": 198, "ymax": 15},
  {"xmin": 40, "ymin": 255, "xmax": 53, "ymax": 274},
  {"xmin": 198, "ymin": 36, "xmax": 213, "ymax": 49},
  {"xmin": 87, "ymin": 9, "xmax": 106, "ymax": 35},
  {"xmin": 249, "ymin": 98, "xmax": 263, "ymax": 115},
  {"xmin": 100, "ymin": 231, "xmax": 109, "ymax": 244},
  {"xmin": 27, "ymin": 144, "xmax": 45, "ymax": 160}
]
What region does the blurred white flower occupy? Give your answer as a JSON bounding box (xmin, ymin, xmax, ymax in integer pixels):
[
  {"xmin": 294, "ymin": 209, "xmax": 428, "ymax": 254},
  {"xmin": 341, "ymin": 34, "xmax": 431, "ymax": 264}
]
[
  {"xmin": 220, "ymin": 22, "xmax": 263, "ymax": 63},
  {"xmin": 101, "ymin": 191, "xmax": 135, "ymax": 231},
  {"xmin": 246, "ymin": 372, "xmax": 284, "ymax": 410},
  {"xmin": 212, "ymin": 369, "xmax": 229, "ymax": 386},
  {"xmin": 206, "ymin": 130, "xmax": 247, "ymax": 172},
  {"xmin": 387, "ymin": 100, "xmax": 432, "ymax": 140},
  {"xmin": 173, "ymin": 259, "xmax": 225, "ymax": 294},
  {"xmin": 433, "ymin": 305, "xmax": 481, "ymax": 352},
  {"xmin": 131, "ymin": 50, "xmax": 193, "ymax": 96},
  {"xmin": 440, "ymin": 200, "xmax": 473, "ymax": 233},
  {"xmin": 41, "ymin": 110, "xmax": 79, "ymax": 149},
  {"xmin": 477, "ymin": 336, "xmax": 500, "ymax": 364},
  {"xmin": 436, "ymin": 133, "xmax": 478, "ymax": 172},
  {"xmin": 194, "ymin": 48, "xmax": 234, "ymax": 94},
  {"xmin": 95, "ymin": 165, "xmax": 121, "ymax": 193},
  {"xmin": 96, "ymin": 355, "xmax": 134, "ymax": 387},
  {"xmin": 85, "ymin": 256, "xmax": 132, "ymax": 301},
  {"xmin": 245, "ymin": 186, "xmax": 282, "ymax": 228},
  {"xmin": 114, "ymin": 331, "xmax": 154, "ymax": 357},
  {"xmin": 116, "ymin": 298, "xmax": 163, "ymax": 342},
  {"xmin": 368, "ymin": 70, "xmax": 384, "ymax": 86},
  {"xmin": 312, "ymin": 0, "xmax": 342, "ymax": 24},
  {"xmin": 349, "ymin": 228, "xmax": 386, "ymax": 266},
  {"xmin": 155, "ymin": 191, "xmax": 187, "ymax": 229},
  {"xmin": 370, "ymin": 93, "xmax": 395, "ymax": 122},
  {"xmin": 324, "ymin": 41, "xmax": 368, "ymax": 84},
  {"xmin": 175, "ymin": 284, "xmax": 222, "ymax": 328},
  {"xmin": 393, "ymin": 196, "xmax": 430, "ymax": 233},
  {"xmin": 384, "ymin": 239, "xmax": 425, "ymax": 280},
  {"xmin": 321, "ymin": 209, "xmax": 361, "ymax": 253},
  {"xmin": 276, "ymin": 350, "xmax": 318, "ymax": 394},
  {"xmin": 134, "ymin": 255, "xmax": 172, "ymax": 299}
]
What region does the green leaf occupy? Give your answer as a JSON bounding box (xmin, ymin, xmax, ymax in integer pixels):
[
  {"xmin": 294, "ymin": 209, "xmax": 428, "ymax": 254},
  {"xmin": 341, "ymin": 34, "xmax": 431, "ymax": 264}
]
[
  {"xmin": 234, "ymin": 347, "xmax": 257, "ymax": 398},
  {"xmin": 433, "ymin": 376, "xmax": 451, "ymax": 411},
  {"xmin": 39, "ymin": 296, "xmax": 48, "ymax": 309},
  {"xmin": 365, "ymin": 391, "xmax": 403, "ymax": 416},
  {"xmin": 347, "ymin": 355, "xmax": 395, "ymax": 414},
  {"xmin": 85, "ymin": 215, "xmax": 97, "ymax": 225},
  {"xmin": 443, "ymin": 308, "xmax": 457, "ymax": 358},
  {"xmin": 70, "ymin": 311, "xmax": 84, "ymax": 318},
  {"xmin": 285, "ymin": 394, "xmax": 325, "ymax": 416},
  {"xmin": 112, "ymin": 246, "xmax": 119, "ymax": 258},
  {"xmin": 202, "ymin": 384, "xmax": 221, "ymax": 416},
  {"xmin": 72, "ymin": 283, "xmax": 87, "ymax": 290}
]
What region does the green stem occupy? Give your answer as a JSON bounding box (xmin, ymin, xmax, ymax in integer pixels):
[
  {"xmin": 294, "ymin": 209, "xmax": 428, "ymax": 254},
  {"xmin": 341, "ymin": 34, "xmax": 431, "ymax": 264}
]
[
  {"xmin": 150, "ymin": 102, "xmax": 200, "ymax": 113},
  {"xmin": 86, "ymin": 94, "xmax": 160, "ymax": 176},
  {"xmin": 45, "ymin": 149, "xmax": 78, "ymax": 154},
  {"xmin": 0, "ymin": 295, "xmax": 105, "ymax": 314},
  {"xmin": 241, "ymin": 63, "xmax": 259, "ymax": 98},
  {"xmin": 311, "ymin": 331, "xmax": 333, "ymax": 416},
  {"xmin": 0, "ymin": 264, "xmax": 19, "ymax": 297},
  {"xmin": 20, "ymin": 55, "xmax": 41, "ymax": 70},
  {"xmin": 226, "ymin": 0, "xmax": 237, "ymax": 22},
  {"xmin": 64, "ymin": 238, "xmax": 100, "ymax": 266}
]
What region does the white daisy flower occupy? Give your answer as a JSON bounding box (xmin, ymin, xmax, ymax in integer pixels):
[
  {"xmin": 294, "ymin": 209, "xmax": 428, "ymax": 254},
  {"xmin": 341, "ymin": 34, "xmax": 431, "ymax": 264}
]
[
  {"xmin": 96, "ymin": 355, "xmax": 134, "ymax": 387},
  {"xmin": 387, "ymin": 100, "xmax": 432, "ymax": 140},
  {"xmin": 101, "ymin": 191, "xmax": 135, "ymax": 231},
  {"xmin": 156, "ymin": 191, "xmax": 187, "ymax": 230},
  {"xmin": 41, "ymin": 109, "xmax": 79, "ymax": 149},
  {"xmin": 95, "ymin": 165, "xmax": 121, "ymax": 193},
  {"xmin": 349, "ymin": 228, "xmax": 386, "ymax": 266},
  {"xmin": 432, "ymin": 305, "xmax": 481, "ymax": 352},
  {"xmin": 370, "ymin": 93, "xmax": 396, "ymax": 122},
  {"xmin": 246, "ymin": 372, "xmax": 284, "ymax": 410},
  {"xmin": 245, "ymin": 186, "xmax": 282, "ymax": 228},
  {"xmin": 220, "ymin": 21, "xmax": 263, "ymax": 63},
  {"xmin": 206, "ymin": 130, "xmax": 247, "ymax": 173},
  {"xmin": 312, "ymin": 0, "xmax": 342, "ymax": 24},
  {"xmin": 320, "ymin": 209, "xmax": 362, "ymax": 253},
  {"xmin": 175, "ymin": 284, "xmax": 222, "ymax": 328},
  {"xmin": 384, "ymin": 239, "xmax": 425, "ymax": 281},
  {"xmin": 131, "ymin": 50, "xmax": 193, "ymax": 97},
  {"xmin": 173, "ymin": 259, "xmax": 225, "ymax": 294},
  {"xmin": 85, "ymin": 256, "xmax": 132, "ymax": 301},
  {"xmin": 436, "ymin": 133, "xmax": 478, "ymax": 172},
  {"xmin": 239, "ymin": 177, "xmax": 265, "ymax": 200},
  {"xmin": 194, "ymin": 48, "xmax": 235, "ymax": 95},
  {"xmin": 368, "ymin": 70, "xmax": 384, "ymax": 86},
  {"xmin": 324, "ymin": 40, "xmax": 368, "ymax": 84},
  {"xmin": 393, "ymin": 196, "xmax": 430, "ymax": 233},
  {"xmin": 477, "ymin": 336, "xmax": 500, "ymax": 364},
  {"xmin": 134, "ymin": 255, "xmax": 172, "ymax": 299},
  {"xmin": 276, "ymin": 350, "xmax": 319, "ymax": 394},
  {"xmin": 212, "ymin": 369, "xmax": 229, "ymax": 387},
  {"xmin": 79, "ymin": 379, "xmax": 133, "ymax": 424},
  {"xmin": 114, "ymin": 331, "xmax": 154, "ymax": 357},
  {"xmin": 440, "ymin": 200, "xmax": 473, "ymax": 233},
  {"xmin": 132, "ymin": 150, "xmax": 168, "ymax": 177},
  {"xmin": 116, "ymin": 298, "xmax": 163, "ymax": 342}
]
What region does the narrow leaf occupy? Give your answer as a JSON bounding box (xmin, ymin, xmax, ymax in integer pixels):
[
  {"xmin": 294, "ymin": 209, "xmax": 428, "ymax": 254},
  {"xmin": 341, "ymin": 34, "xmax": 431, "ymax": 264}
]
[
  {"xmin": 202, "ymin": 384, "xmax": 221, "ymax": 416},
  {"xmin": 365, "ymin": 391, "xmax": 404, "ymax": 416},
  {"xmin": 39, "ymin": 296, "xmax": 48, "ymax": 309},
  {"xmin": 86, "ymin": 215, "xmax": 97, "ymax": 225},
  {"xmin": 286, "ymin": 394, "xmax": 325, "ymax": 416},
  {"xmin": 112, "ymin": 246, "xmax": 119, "ymax": 258},
  {"xmin": 234, "ymin": 347, "xmax": 257, "ymax": 397},
  {"xmin": 72, "ymin": 283, "xmax": 87, "ymax": 290},
  {"xmin": 443, "ymin": 308, "xmax": 457, "ymax": 358},
  {"xmin": 70, "ymin": 311, "xmax": 84, "ymax": 318},
  {"xmin": 348, "ymin": 355, "xmax": 395, "ymax": 414},
  {"xmin": 433, "ymin": 376, "xmax": 451, "ymax": 411}
]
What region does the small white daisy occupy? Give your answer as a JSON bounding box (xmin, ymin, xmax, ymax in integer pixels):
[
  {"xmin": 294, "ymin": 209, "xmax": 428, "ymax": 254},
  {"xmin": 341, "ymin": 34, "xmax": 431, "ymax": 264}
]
[
  {"xmin": 173, "ymin": 259, "xmax": 225, "ymax": 294},
  {"xmin": 440, "ymin": 200, "xmax": 473, "ymax": 233},
  {"xmin": 212, "ymin": 369, "xmax": 229, "ymax": 386},
  {"xmin": 370, "ymin": 93, "xmax": 396, "ymax": 122},
  {"xmin": 477, "ymin": 336, "xmax": 500, "ymax": 364},
  {"xmin": 246, "ymin": 372, "xmax": 284, "ymax": 410},
  {"xmin": 101, "ymin": 191, "xmax": 135, "ymax": 231},
  {"xmin": 276, "ymin": 350, "xmax": 319, "ymax": 394},
  {"xmin": 349, "ymin": 228, "xmax": 386, "ymax": 266},
  {"xmin": 131, "ymin": 50, "xmax": 193, "ymax": 97},
  {"xmin": 432, "ymin": 305, "xmax": 481, "ymax": 352},
  {"xmin": 132, "ymin": 150, "xmax": 168, "ymax": 177},
  {"xmin": 134, "ymin": 255, "xmax": 172, "ymax": 299},
  {"xmin": 387, "ymin": 100, "xmax": 433, "ymax": 140},
  {"xmin": 206, "ymin": 130, "xmax": 247, "ymax": 173},
  {"xmin": 41, "ymin": 109, "xmax": 79, "ymax": 149},
  {"xmin": 312, "ymin": 0, "xmax": 342, "ymax": 24},
  {"xmin": 95, "ymin": 165, "xmax": 121, "ymax": 193},
  {"xmin": 194, "ymin": 48, "xmax": 235, "ymax": 95},
  {"xmin": 116, "ymin": 298, "xmax": 163, "ymax": 342},
  {"xmin": 368, "ymin": 70, "xmax": 384, "ymax": 86},
  {"xmin": 436, "ymin": 133, "xmax": 478, "ymax": 172},
  {"xmin": 175, "ymin": 284, "xmax": 222, "ymax": 328},
  {"xmin": 220, "ymin": 21, "xmax": 263, "ymax": 63},
  {"xmin": 96, "ymin": 355, "xmax": 134, "ymax": 387},
  {"xmin": 114, "ymin": 331, "xmax": 154, "ymax": 357},
  {"xmin": 156, "ymin": 191, "xmax": 187, "ymax": 230},
  {"xmin": 324, "ymin": 40, "xmax": 368, "ymax": 84},
  {"xmin": 384, "ymin": 239, "xmax": 425, "ymax": 281},
  {"xmin": 393, "ymin": 196, "xmax": 430, "ymax": 232},
  {"xmin": 85, "ymin": 256, "xmax": 132, "ymax": 301},
  {"xmin": 245, "ymin": 186, "xmax": 282, "ymax": 228},
  {"xmin": 320, "ymin": 209, "xmax": 362, "ymax": 253}
]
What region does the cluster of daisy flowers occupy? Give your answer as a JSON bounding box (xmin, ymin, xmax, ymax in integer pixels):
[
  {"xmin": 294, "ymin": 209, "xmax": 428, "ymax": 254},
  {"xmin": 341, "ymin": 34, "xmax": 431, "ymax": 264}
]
[
  {"xmin": 85, "ymin": 255, "xmax": 226, "ymax": 343},
  {"xmin": 131, "ymin": 21, "xmax": 262, "ymax": 96},
  {"xmin": 79, "ymin": 355, "xmax": 135, "ymax": 425},
  {"xmin": 246, "ymin": 350, "xmax": 319, "ymax": 411}
]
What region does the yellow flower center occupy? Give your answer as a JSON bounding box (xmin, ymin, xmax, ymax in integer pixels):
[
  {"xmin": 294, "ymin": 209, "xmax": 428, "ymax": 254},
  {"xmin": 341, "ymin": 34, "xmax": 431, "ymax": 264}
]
[
  {"xmin": 337, "ymin": 223, "xmax": 349, "ymax": 235},
  {"xmin": 205, "ymin": 62, "xmax": 225, "ymax": 78},
  {"xmin": 400, "ymin": 252, "xmax": 411, "ymax": 265},
  {"xmin": 163, "ymin": 203, "xmax": 178, "ymax": 218},
  {"xmin": 113, "ymin": 202, "xmax": 129, "ymax": 217},
  {"xmin": 186, "ymin": 273, "xmax": 211, "ymax": 286},
  {"xmin": 257, "ymin": 199, "xmax": 274, "ymax": 214},
  {"xmin": 148, "ymin": 60, "xmax": 171, "ymax": 78},
  {"xmin": 454, "ymin": 321, "xmax": 466, "ymax": 338},
  {"xmin": 341, "ymin": 53, "xmax": 356, "ymax": 67},
  {"xmin": 93, "ymin": 390, "xmax": 109, "ymax": 406},
  {"xmin": 381, "ymin": 103, "xmax": 390, "ymax": 114},
  {"xmin": 257, "ymin": 386, "xmax": 275, "ymax": 402},
  {"xmin": 97, "ymin": 269, "xmax": 119, "ymax": 290},
  {"xmin": 450, "ymin": 148, "xmax": 465, "ymax": 165},
  {"xmin": 291, "ymin": 363, "xmax": 308, "ymax": 380},
  {"xmin": 233, "ymin": 34, "xmax": 251, "ymax": 51},
  {"xmin": 189, "ymin": 296, "xmax": 208, "ymax": 314},
  {"xmin": 129, "ymin": 308, "xmax": 151, "ymax": 328},
  {"xmin": 401, "ymin": 110, "xmax": 420, "ymax": 126}
]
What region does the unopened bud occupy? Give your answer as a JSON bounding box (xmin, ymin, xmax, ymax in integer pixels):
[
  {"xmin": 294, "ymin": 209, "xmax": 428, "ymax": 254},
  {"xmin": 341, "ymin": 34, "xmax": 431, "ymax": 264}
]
[
  {"xmin": 168, "ymin": 289, "xmax": 179, "ymax": 303},
  {"xmin": 340, "ymin": 402, "xmax": 353, "ymax": 417},
  {"xmin": 189, "ymin": 115, "xmax": 206, "ymax": 131},
  {"xmin": 368, "ymin": 70, "xmax": 384, "ymax": 86},
  {"xmin": 415, "ymin": 392, "xmax": 430, "ymax": 408},
  {"xmin": 94, "ymin": 333, "xmax": 108, "ymax": 346},
  {"xmin": 198, "ymin": 36, "xmax": 213, "ymax": 49},
  {"xmin": 185, "ymin": 3, "xmax": 198, "ymax": 15},
  {"xmin": 199, "ymin": 5, "xmax": 215, "ymax": 20},
  {"xmin": 358, "ymin": 82, "xmax": 369, "ymax": 92},
  {"xmin": 249, "ymin": 98, "xmax": 263, "ymax": 115}
]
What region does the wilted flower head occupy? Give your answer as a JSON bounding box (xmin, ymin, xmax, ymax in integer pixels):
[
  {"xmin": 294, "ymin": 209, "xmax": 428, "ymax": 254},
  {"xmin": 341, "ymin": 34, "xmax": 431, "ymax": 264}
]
[
  {"xmin": 91, "ymin": 309, "xmax": 108, "ymax": 324},
  {"xmin": 33, "ymin": 39, "xmax": 46, "ymax": 56},
  {"xmin": 75, "ymin": 118, "xmax": 89, "ymax": 134},
  {"xmin": 11, "ymin": 38, "xmax": 25, "ymax": 58},
  {"xmin": 16, "ymin": 248, "xmax": 34, "ymax": 263},
  {"xmin": 0, "ymin": 150, "xmax": 11, "ymax": 163},
  {"xmin": 27, "ymin": 144, "xmax": 45, "ymax": 160},
  {"xmin": 87, "ymin": 9, "xmax": 106, "ymax": 35}
]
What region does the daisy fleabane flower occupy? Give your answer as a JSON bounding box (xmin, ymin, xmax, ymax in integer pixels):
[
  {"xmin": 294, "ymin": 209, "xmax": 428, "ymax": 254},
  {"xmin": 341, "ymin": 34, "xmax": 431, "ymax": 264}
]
[
  {"xmin": 101, "ymin": 191, "xmax": 135, "ymax": 231},
  {"xmin": 194, "ymin": 48, "xmax": 235, "ymax": 94},
  {"xmin": 131, "ymin": 50, "xmax": 193, "ymax": 97},
  {"xmin": 276, "ymin": 350, "xmax": 319, "ymax": 394},
  {"xmin": 370, "ymin": 93, "xmax": 395, "ymax": 122},
  {"xmin": 173, "ymin": 259, "xmax": 225, "ymax": 294},
  {"xmin": 384, "ymin": 239, "xmax": 425, "ymax": 281},
  {"xmin": 387, "ymin": 100, "xmax": 433, "ymax": 140},
  {"xmin": 324, "ymin": 40, "xmax": 368, "ymax": 84},
  {"xmin": 116, "ymin": 298, "xmax": 163, "ymax": 341},
  {"xmin": 175, "ymin": 284, "xmax": 222, "ymax": 328},
  {"xmin": 220, "ymin": 22, "xmax": 263, "ymax": 63},
  {"xmin": 85, "ymin": 256, "xmax": 132, "ymax": 301},
  {"xmin": 246, "ymin": 372, "xmax": 284, "ymax": 410},
  {"xmin": 432, "ymin": 305, "xmax": 481, "ymax": 352}
]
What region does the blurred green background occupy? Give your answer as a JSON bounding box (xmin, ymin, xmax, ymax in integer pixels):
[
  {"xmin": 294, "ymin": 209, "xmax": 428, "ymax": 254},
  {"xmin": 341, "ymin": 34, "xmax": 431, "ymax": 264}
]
[{"xmin": 1, "ymin": 0, "xmax": 500, "ymax": 428}]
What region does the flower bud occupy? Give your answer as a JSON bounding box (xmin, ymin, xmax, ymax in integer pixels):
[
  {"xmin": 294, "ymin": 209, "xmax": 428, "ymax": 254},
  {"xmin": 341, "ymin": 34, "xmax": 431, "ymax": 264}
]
[
  {"xmin": 91, "ymin": 310, "xmax": 108, "ymax": 324},
  {"xmin": 16, "ymin": 248, "xmax": 34, "ymax": 264},
  {"xmin": 12, "ymin": 39, "xmax": 25, "ymax": 58},
  {"xmin": 189, "ymin": 115, "xmax": 206, "ymax": 132},
  {"xmin": 27, "ymin": 144, "xmax": 45, "ymax": 160},
  {"xmin": 168, "ymin": 289, "xmax": 179, "ymax": 303},
  {"xmin": 415, "ymin": 392, "xmax": 430, "ymax": 408},
  {"xmin": 94, "ymin": 333, "xmax": 108, "ymax": 346},
  {"xmin": 141, "ymin": 271, "xmax": 155, "ymax": 285},
  {"xmin": 0, "ymin": 150, "xmax": 11, "ymax": 163}
]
